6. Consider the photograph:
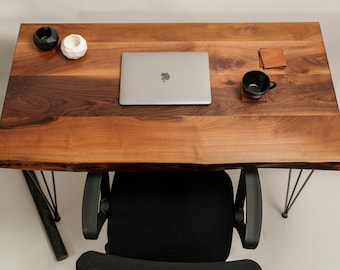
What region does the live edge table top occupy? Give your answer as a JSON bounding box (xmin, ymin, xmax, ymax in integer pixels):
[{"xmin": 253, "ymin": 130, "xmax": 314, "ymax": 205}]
[{"xmin": 1, "ymin": 22, "xmax": 340, "ymax": 172}]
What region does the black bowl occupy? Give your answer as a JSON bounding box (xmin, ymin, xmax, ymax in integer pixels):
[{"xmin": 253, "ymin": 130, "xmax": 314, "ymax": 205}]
[{"xmin": 33, "ymin": 26, "xmax": 59, "ymax": 51}]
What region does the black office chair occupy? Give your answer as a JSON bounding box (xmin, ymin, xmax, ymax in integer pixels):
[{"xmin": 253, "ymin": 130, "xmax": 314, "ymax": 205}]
[{"xmin": 77, "ymin": 169, "xmax": 262, "ymax": 270}]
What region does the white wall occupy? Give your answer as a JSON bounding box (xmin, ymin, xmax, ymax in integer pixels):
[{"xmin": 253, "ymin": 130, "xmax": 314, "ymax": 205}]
[{"xmin": 1, "ymin": 1, "xmax": 340, "ymax": 270}]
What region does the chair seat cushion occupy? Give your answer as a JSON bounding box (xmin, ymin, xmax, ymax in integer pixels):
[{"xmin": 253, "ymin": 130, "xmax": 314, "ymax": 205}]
[
  {"xmin": 107, "ymin": 171, "xmax": 235, "ymax": 262},
  {"xmin": 77, "ymin": 251, "xmax": 262, "ymax": 270}
]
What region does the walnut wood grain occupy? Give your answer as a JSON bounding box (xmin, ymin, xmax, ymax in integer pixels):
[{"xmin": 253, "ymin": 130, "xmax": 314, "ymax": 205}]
[
  {"xmin": 1, "ymin": 115, "xmax": 340, "ymax": 171},
  {"xmin": 1, "ymin": 23, "xmax": 339, "ymax": 171}
]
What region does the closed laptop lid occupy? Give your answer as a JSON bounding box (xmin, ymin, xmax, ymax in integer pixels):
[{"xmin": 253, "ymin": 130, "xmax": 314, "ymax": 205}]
[{"xmin": 119, "ymin": 52, "xmax": 211, "ymax": 105}]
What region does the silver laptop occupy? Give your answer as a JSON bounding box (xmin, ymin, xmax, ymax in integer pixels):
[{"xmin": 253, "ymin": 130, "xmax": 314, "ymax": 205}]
[{"xmin": 119, "ymin": 52, "xmax": 211, "ymax": 105}]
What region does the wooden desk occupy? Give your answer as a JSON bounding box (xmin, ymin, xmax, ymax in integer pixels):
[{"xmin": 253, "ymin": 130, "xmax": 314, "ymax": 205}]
[
  {"xmin": 1, "ymin": 22, "xmax": 340, "ymax": 171},
  {"xmin": 1, "ymin": 22, "xmax": 339, "ymax": 261}
]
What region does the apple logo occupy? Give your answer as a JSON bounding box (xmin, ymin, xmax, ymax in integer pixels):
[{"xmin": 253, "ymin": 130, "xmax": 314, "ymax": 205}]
[{"xmin": 161, "ymin": 72, "xmax": 170, "ymax": 82}]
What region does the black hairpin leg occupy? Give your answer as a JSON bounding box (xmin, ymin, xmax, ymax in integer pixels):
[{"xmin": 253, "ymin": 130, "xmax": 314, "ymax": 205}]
[
  {"xmin": 282, "ymin": 169, "xmax": 314, "ymax": 218},
  {"xmin": 23, "ymin": 170, "xmax": 68, "ymax": 261}
]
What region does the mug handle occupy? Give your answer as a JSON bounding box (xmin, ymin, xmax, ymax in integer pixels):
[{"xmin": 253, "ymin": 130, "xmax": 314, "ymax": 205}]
[{"xmin": 269, "ymin": 82, "xmax": 276, "ymax": 89}]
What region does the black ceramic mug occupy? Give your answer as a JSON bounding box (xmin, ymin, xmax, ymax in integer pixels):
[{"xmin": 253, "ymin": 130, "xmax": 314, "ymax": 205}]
[{"xmin": 242, "ymin": 70, "xmax": 276, "ymax": 99}]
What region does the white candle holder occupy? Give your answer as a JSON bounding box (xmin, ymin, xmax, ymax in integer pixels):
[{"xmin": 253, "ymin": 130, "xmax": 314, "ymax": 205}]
[{"xmin": 60, "ymin": 34, "xmax": 87, "ymax": 60}]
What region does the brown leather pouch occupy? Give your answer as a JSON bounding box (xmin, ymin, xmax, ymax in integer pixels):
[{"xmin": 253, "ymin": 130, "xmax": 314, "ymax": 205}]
[{"xmin": 259, "ymin": 48, "xmax": 287, "ymax": 69}]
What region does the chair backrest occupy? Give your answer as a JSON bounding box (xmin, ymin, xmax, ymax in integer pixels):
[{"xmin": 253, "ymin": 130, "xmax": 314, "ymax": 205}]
[{"xmin": 106, "ymin": 171, "xmax": 235, "ymax": 262}]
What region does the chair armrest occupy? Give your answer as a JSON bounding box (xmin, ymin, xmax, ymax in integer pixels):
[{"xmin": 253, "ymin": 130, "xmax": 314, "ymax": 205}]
[
  {"xmin": 76, "ymin": 251, "xmax": 261, "ymax": 270},
  {"xmin": 82, "ymin": 172, "xmax": 110, "ymax": 239},
  {"xmin": 234, "ymin": 168, "xmax": 262, "ymax": 249}
]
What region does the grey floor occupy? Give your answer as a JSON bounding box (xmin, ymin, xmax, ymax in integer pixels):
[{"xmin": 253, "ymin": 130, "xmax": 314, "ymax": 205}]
[{"xmin": 1, "ymin": 1, "xmax": 340, "ymax": 269}]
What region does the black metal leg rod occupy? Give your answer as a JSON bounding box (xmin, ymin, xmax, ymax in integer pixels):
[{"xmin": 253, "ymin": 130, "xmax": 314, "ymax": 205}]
[
  {"xmin": 40, "ymin": 171, "xmax": 60, "ymax": 221},
  {"xmin": 23, "ymin": 170, "xmax": 68, "ymax": 261},
  {"xmin": 282, "ymin": 169, "xmax": 314, "ymax": 218}
]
